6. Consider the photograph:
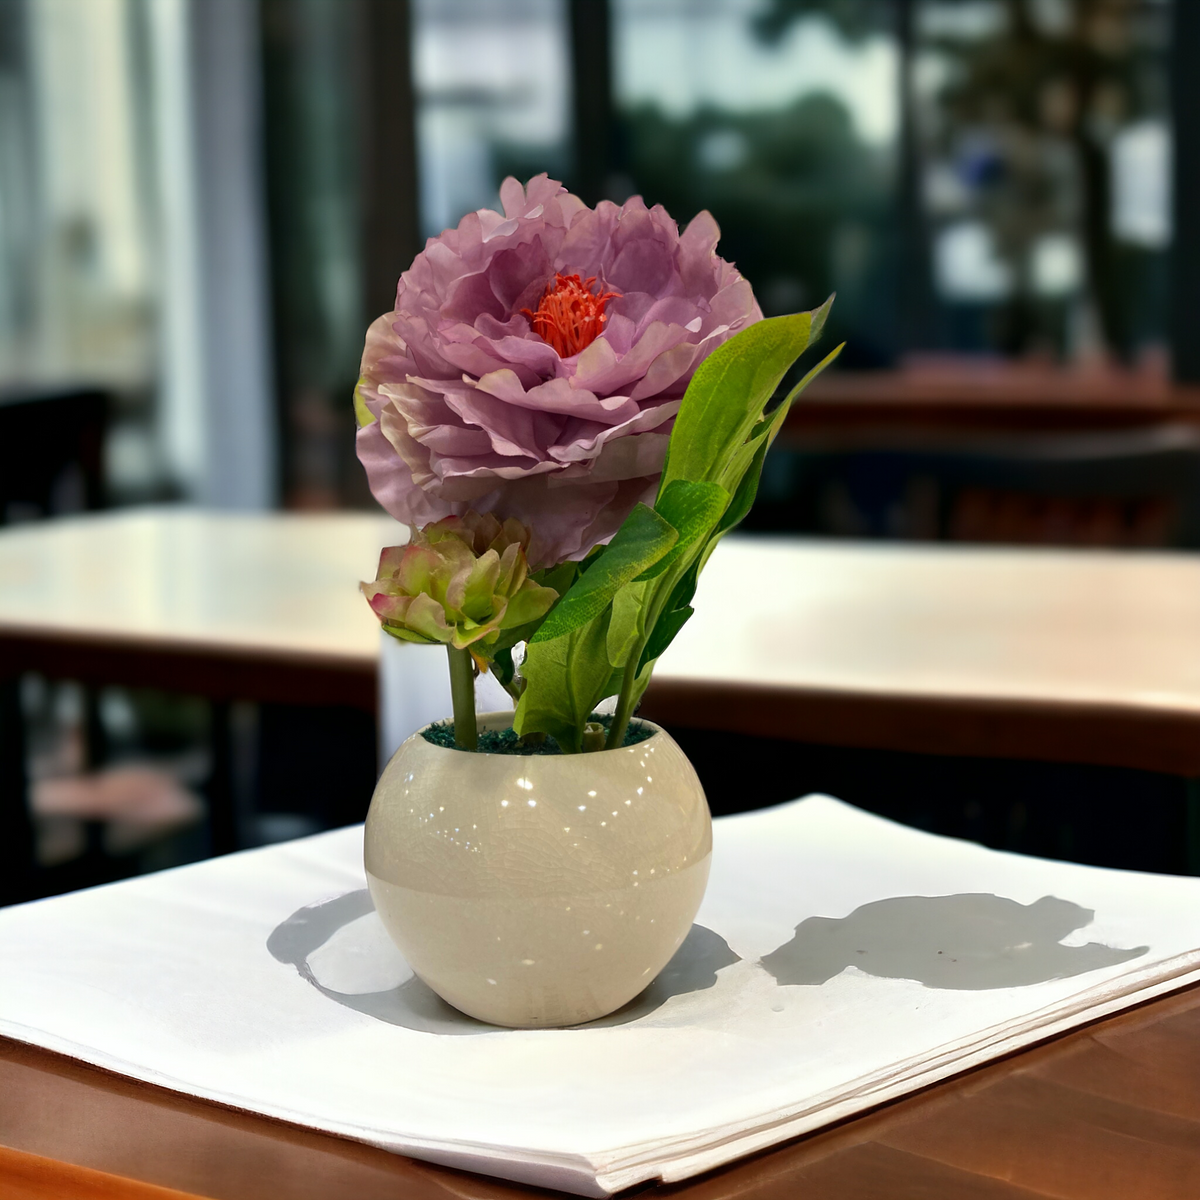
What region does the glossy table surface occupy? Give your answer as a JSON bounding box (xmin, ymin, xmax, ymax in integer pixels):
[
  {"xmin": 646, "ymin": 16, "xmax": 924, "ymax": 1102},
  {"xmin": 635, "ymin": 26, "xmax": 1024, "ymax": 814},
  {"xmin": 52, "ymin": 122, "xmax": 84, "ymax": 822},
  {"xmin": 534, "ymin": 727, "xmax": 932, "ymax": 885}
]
[
  {"xmin": 4, "ymin": 509, "xmax": 1200, "ymax": 768},
  {"xmin": 1, "ymin": 979, "xmax": 1197, "ymax": 1199},
  {"xmin": 646, "ymin": 537, "xmax": 1200, "ymax": 773},
  {"xmin": 0, "ymin": 509, "xmax": 399, "ymax": 664},
  {"xmin": 0, "ymin": 508, "xmax": 400, "ymax": 710}
]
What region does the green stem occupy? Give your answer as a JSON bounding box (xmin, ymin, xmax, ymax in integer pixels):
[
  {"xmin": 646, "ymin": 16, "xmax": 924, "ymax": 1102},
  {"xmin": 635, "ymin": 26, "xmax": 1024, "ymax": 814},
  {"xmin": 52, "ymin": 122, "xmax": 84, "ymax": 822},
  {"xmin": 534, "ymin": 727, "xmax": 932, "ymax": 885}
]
[
  {"xmin": 605, "ymin": 651, "xmax": 642, "ymax": 750},
  {"xmin": 447, "ymin": 646, "xmax": 478, "ymax": 751}
]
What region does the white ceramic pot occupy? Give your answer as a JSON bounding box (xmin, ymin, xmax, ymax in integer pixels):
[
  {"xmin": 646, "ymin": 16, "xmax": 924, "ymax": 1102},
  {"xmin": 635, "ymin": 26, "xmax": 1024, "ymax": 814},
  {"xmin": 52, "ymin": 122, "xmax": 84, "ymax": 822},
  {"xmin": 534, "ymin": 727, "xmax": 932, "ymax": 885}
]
[{"xmin": 364, "ymin": 713, "xmax": 712, "ymax": 1028}]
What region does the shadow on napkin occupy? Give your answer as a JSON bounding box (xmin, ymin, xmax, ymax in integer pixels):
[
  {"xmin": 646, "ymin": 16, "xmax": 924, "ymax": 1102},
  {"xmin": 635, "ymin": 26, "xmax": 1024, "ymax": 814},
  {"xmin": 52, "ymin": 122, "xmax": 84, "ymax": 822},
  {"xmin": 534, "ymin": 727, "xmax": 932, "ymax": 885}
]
[
  {"xmin": 762, "ymin": 893, "xmax": 1148, "ymax": 990},
  {"xmin": 267, "ymin": 890, "xmax": 740, "ymax": 1034}
]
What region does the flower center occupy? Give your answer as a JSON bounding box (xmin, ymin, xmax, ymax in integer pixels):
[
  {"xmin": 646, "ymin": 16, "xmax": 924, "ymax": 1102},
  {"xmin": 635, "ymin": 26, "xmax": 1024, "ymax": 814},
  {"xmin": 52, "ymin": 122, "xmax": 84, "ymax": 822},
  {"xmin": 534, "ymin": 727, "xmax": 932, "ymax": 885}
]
[{"xmin": 522, "ymin": 273, "xmax": 618, "ymax": 357}]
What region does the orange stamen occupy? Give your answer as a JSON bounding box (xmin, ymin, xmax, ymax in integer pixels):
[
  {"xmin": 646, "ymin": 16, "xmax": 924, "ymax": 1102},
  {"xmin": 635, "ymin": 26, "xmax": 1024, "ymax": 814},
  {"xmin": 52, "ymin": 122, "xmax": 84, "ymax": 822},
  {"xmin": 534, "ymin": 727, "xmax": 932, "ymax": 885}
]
[{"xmin": 522, "ymin": 273, "xmax": 619, "ymax": 357}]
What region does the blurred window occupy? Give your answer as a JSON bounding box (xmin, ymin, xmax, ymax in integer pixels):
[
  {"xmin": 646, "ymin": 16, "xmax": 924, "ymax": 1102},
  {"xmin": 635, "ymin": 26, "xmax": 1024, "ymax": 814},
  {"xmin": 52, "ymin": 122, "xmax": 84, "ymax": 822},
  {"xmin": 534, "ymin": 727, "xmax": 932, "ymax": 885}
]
[
  {"xmin": 0, "ymin": 0, "xmax": 156, "ymax": 392},
  {"xmin": 913, "ymin": 0, "xmax": 1172, "ymax": 362},
  {"xmin": 261, "ymin": 0, "xmax": 368, "ymax": 509},
  {"xmin": 611, "ymin": 0, "xmax": 900, "ymax": 367},
  {"xmin": 413, "ymin": 0, "xmax": 572, "ymax": 240}
]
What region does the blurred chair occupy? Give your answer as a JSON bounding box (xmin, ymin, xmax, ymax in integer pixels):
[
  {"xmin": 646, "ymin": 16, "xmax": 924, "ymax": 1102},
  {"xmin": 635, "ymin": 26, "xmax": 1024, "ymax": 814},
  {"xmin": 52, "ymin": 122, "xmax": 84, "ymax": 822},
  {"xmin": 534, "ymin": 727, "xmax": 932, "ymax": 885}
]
[
  {"xmin": 0, "ymin": 387, "xmax": 108, "ymax": 525},
  {"xmin": 0, "ymin": 386, "xmax": 108, "ymax": 903},
  {"xmin": 752, "ymin": 431, "xmax": 1200, "ymax": 548}
]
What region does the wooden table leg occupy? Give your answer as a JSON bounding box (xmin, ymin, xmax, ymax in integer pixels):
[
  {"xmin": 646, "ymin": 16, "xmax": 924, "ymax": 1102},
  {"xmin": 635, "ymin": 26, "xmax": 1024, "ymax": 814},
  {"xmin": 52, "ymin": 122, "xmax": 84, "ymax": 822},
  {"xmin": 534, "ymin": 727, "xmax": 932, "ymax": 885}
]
[{"xmin": 0, "ymin": 675, "xmax": 35, "ymax": 905}]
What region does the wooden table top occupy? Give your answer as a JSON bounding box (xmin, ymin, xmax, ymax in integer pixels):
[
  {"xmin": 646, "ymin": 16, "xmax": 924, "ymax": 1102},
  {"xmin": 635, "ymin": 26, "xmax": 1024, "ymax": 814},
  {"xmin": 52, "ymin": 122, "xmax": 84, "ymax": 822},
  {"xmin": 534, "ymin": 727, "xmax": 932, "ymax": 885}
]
[
  {"xmin": 0, "ymin": 508, "xmax": 400, "ymax": 710},
  {"xmin": 1, "ymin": 979, "xmax": 1197, "ymax": 1199},
  {"xmin": 4, "ymin": 509, "xmax": 1200, "ymax": 770},
  {"xmin": 0, "ymin": 507, "xmax": 397, "ymax": 665},
  {"xmin": 644, "ymin": 537, "xmax": 1200, "ymax": 774}
]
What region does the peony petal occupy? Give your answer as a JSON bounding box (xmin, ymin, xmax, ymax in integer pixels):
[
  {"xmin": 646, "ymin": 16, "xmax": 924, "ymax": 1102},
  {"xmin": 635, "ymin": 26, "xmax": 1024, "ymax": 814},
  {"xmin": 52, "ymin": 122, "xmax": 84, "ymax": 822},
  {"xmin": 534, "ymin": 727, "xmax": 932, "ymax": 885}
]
[
  {"xmin": 483, "ymin": 240, "xmax": 552, "ymax": 310},
  {"xmin": 579, "ymin": 320, "xmax": 690, "ymax": 395},
  {"xmin": 547, "ymin": 400, "xmax": 679, "ymax": 464},
  {"xmin": 501, "ymin": 578, "xmax": 558, "ymax": 627},
  {"xmin": 356, "ymin": 420, "xmax": 444, "ymax": 526},
  {"xmin": 600, "ymin": 312, "xmax": 636, "ymax": 356},
  {"xmin": 375, "ymin": 544, "xmax": 408, "ymax": 579},
  {"xmin": 580, "ymin": 430, "xmax": 673, "ymax": 483},
  {"xmin": 395, "ymin": 543, "xmax": 443, "ymax": 596},
  {"xmin": 474, "ymin": 371, "xmax": 639, "ymax": 424},
  {"xmin": 608, "ymin": 236, "xmax": 674, "ymax": 296},
  {"xmin": 628, "ymin": 340, "xmax": 704, "ymax": 402},
  {"xmin": 364, "ymin": 588, "xmax": 415, "ymax": 625},
  {"xmin": 632, "ymin": 296, "xmax": 700, "ymax": 338},
  {"xmin": 557, "ymin": 199, "xmax": 620, "ymax": 276},
  {"xmin": 499, "ymin": 176, "xmax": 527, "ymax": 219},
  {"xmin": 495, "ymin": 540, "xmax": 522, "ymax": 595},
  {"xmin": 441, "ymin": 387, "xmax": 549, "ymax": 461},
  {"xmin": 677, "ymin": 209, "xmax": 723, "ymax": 295}
]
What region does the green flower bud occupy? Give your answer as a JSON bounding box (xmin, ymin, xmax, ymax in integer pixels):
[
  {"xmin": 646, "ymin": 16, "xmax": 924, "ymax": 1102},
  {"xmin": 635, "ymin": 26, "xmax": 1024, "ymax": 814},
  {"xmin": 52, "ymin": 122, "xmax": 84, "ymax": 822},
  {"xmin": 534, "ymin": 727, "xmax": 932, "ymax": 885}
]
[{"xmin": 361, "ymin": 513, "xmax": 558, "ymax": 653}]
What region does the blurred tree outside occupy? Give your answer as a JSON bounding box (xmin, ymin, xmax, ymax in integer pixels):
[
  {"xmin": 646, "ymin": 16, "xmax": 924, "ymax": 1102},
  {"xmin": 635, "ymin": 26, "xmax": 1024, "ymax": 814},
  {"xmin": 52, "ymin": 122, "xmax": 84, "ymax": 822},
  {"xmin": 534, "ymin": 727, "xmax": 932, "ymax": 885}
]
[
  {"xmin": 914, "ymin": 0, "xmax": 1171, "ymax": 363},
  {"xmin": 610, "ymin": 0, "xmax": 900, "ymax": 367}
]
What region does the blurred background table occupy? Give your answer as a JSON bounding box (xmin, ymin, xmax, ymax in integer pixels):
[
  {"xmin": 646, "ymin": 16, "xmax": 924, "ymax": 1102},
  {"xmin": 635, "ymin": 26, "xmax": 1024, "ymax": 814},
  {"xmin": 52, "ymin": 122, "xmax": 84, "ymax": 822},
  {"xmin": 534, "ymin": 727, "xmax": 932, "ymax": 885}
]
[
  {"xmin": 648, "ymin": 537, "xmax": 1200, "ymax": 776},
  {"xmin": 645, "ymin": 537, "xmax": 1200, "ymax": 877},
  {"xmin": 5, "ymin": 508, "xmax": 1200, "ymax": 902},
  {"xmin": 0, "ymin": 509, "xmax": 398, "ymax": 900},
  {"xmin": 1, "ymin": 978, "xmax": 1197, "ymax": 1199},
  {"xmin": 0, "ymin": 508, "xmax": 394, "ymax": 712}
]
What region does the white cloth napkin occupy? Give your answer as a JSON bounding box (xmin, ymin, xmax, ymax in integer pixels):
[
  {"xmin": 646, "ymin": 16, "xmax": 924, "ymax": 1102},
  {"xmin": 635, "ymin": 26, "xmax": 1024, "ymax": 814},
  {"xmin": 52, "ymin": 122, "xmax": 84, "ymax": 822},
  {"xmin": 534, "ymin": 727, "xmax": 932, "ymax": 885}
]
[{"xmin": 2, "ymin": 796, "xmax": 1198, "ymax": 1196}]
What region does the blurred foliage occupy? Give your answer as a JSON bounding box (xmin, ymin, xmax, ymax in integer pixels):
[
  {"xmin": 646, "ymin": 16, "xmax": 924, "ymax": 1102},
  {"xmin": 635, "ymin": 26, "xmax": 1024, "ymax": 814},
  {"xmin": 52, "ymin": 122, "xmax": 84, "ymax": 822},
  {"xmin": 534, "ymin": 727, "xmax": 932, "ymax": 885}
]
[
  {"xmin": 616, "ymin": 93, "xmax": 899, "ymax": 366},
  {"xmin": 917, "ymin": 0, "xmax": 1170, "ymax": 358},
  {"xmin": 752, "ymin": 0, "xmax": 894, "ymax": 43}
]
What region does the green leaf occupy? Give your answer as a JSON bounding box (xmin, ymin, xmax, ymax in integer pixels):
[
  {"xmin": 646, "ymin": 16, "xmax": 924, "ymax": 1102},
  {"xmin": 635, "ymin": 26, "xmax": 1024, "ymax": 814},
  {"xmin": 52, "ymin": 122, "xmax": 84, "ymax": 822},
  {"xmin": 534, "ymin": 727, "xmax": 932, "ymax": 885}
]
[
  {"xmin": 491, "ymin": 645, "xmax": 516, "ymax": 692},
  {"xmin": 770, "ymin": 339, "xmax": 846, "ymax": 443},
  {"xmin": 514, "ymin": 611, "xmax": 616, "ymax": 752},
  {"xmin": 530, "ymin": 504, "xmax": 677, "ymax": 643},
  {"xmin": 659, "ymin": 297, "xmax": 832, "ymax": 494},
  {"xmin": 636, "ymin": 480, "xmax": 729, "ymax": 580},
  {"xmin": 716, "ymin": 427, "xmax": 772, "ymax": 539},
  {"xmin": 381, "ymin": 623, "xmax": 436, "ymax": 645},
  {"xmin": 632, "ymin": 552, "xmax": 702, "ymax": 671},
  {"xmin": 638, "ymin": 604, "xmax": 693, "ymax": 672},
  {"xmin": 532, "ymin": 559, "xmax": 579, "ymax": 598},
  {"xmin": 353, "ymin": 378, "xmax": 377, "ymax": 428},
  {"xmin": 607, "ymin": 579, "xmax": 652, "ymax": 668},
  {"xmin": 489, "ymin": 616, "xmax": 549, "ymax": 656},
  {"xmin": 712, "ymin": 340, "xmax": 845, "ymax": 553}
]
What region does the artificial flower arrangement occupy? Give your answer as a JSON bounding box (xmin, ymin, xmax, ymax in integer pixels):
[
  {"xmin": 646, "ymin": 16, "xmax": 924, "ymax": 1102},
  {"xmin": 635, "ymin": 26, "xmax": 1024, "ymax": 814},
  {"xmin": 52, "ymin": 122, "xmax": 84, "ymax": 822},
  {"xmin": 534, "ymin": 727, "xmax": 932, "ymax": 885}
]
[
  {"xmin": 354, "ymin": 175, "xmax": 843, "ymax": 1029},
  {"xmin": 356, "ymin": 174, "xmax": 841, "ymax": 755}
]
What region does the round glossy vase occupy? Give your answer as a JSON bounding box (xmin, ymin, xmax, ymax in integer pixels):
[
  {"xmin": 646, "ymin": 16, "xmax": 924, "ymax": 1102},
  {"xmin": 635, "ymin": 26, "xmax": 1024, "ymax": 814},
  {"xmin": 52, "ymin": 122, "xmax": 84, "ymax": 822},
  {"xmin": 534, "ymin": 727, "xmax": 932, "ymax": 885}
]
[{"xmin": 364, "ymin": 713, "xmax": 712, "ymax": 1028}]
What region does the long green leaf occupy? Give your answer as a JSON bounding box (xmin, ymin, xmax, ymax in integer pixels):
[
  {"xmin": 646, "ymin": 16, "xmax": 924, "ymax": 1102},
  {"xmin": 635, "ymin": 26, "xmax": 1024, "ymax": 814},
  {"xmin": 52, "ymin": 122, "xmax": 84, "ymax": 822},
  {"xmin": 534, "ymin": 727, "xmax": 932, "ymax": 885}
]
[
  {"xmin": 514, "ymin": 610, "xmax": 615, "ymax": 752},
  {"xmin": 607, "ymin": 578, "xmax": 652, "ymax": 668},
  {"xmin": 659, "ymin": 296, "xmax": 833, "ymax": 495},
  {"xmin": 638, "ymin": 604, "xmax": 693, "ymax": 671},
  {"xmin": 530, "ymin": 504, "xmax": 677, "ymax": 643},
  {"xmin": 637, "ymin": 480, "xmax": 729, "ymax": 580},
  {"xmin": 711, "ymin": 340, "xmax": 845, "ymax": 555}
]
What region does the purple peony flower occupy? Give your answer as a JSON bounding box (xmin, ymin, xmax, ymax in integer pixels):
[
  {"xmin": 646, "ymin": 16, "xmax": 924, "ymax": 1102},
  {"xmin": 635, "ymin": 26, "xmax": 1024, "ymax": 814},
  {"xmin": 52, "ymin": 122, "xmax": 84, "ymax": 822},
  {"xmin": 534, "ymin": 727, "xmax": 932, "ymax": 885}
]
[{"xmin": 355, "ymin": 174, "xmax": 761, "ymax": 567}]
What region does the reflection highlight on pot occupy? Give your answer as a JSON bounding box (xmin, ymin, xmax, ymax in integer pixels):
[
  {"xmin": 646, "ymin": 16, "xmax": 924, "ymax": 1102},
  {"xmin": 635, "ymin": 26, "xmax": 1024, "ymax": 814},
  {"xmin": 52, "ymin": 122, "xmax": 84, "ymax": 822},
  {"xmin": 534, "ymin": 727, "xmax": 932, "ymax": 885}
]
[{"xmin": 267, "ymin": 889, "xmax": 741, "ymax": 1035}]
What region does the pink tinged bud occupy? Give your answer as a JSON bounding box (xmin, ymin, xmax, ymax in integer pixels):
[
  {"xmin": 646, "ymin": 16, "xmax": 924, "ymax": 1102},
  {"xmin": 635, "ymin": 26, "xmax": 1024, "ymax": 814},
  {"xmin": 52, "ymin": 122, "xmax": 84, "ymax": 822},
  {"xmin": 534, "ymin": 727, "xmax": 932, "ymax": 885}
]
[{"xmin": 361, "ymin": 511, "xmax": 558, "ymax": 651}]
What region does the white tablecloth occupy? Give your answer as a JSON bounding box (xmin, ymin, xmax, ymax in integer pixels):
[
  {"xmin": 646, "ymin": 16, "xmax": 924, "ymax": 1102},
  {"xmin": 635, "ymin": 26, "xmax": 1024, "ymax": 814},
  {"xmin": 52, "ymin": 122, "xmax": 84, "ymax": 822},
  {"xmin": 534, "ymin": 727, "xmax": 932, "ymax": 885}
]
[{"xmin": 2, "ymin": 796, "xmax": 1199, "ymax": 1195}]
